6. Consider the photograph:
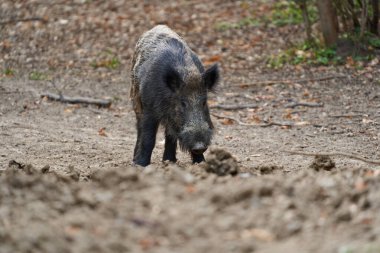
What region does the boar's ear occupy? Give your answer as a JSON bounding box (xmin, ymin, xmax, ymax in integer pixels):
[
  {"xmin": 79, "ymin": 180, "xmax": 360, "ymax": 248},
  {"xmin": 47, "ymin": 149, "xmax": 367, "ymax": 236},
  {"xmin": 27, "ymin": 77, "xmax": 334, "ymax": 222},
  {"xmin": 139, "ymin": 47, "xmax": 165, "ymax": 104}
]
[
  {"xmin": 203, "ymin": 64, "xmax": 220, "ymax": 91},
  {"xmin": 165, "ymin": 68, "xmax": 181, "ymax": 92}
]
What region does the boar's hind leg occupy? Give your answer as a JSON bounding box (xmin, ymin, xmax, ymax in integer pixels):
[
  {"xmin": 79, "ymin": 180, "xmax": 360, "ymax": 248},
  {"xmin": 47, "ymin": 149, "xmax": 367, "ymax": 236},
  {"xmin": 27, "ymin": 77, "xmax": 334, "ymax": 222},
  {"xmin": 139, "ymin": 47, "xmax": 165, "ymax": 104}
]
[
  {"xmin": 133, "ymin": 114, "xmax": 159, "ymax": 166},
  {"xmin": 163, "ymin": 130, "xmax": 177, "ymax": 162},
  {"xmin": 192, "ymin": 153, "xmax": 205, "ymax": 164}
]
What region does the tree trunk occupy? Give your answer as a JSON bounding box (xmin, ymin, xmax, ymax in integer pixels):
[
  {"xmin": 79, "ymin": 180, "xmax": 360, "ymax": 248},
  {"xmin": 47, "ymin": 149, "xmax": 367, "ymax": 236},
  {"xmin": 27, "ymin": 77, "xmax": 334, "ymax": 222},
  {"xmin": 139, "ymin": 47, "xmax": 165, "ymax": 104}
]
[
  {"xmin": 359, "ymin": 0, "xmax": 368, "ymax": 39},
  {"xmin": 348, "ymin": 0, "xmax": 360, "ymax": 29},
  {"xmin": 370, "ymin": 0, "xmax": 379, "ymax": 34},
  {"xmin": 316, "ymin": 0, "xmax": 339, "ymax": 46},
  {"xmin": 298, "ymin": 1, "xmax": 313, "ymax": 42}
]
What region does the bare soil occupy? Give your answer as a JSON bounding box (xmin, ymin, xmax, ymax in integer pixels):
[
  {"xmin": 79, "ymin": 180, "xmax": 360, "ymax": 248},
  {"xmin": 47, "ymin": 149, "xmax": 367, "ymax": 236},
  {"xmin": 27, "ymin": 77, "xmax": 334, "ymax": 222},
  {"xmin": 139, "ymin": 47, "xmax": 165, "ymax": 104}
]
[{"xmin": 1, "ymin": 1, "xmax": 380, "ymax": 252}]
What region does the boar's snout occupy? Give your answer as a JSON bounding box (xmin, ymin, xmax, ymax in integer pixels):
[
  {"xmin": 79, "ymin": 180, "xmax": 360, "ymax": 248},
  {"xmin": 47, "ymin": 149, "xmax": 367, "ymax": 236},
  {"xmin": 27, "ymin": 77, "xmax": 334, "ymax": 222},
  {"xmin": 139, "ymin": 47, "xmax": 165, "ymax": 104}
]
[
  {"xmin": 191, "ymin": 142, "xmax": 208, "ymax": 155},
  {"xmin": 178, "ymin": 122, "xmax": 213, "ymax": 155}
]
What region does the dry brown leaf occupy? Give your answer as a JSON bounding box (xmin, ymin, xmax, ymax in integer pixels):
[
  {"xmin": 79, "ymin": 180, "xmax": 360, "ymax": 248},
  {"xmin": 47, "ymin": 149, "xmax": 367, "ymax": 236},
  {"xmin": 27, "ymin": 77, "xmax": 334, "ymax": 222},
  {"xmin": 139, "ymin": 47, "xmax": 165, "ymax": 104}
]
[
  {"xmin": 208, "ymin": 99, "xmax": 218, "ymax": 106},
  {"xmin": 294, "ymin": 121, "xmax": 310, "ymax": 126},
  {"xmin": 362, "ymin": 118, "xmax": 374, "ymax": 124},
  {"xmin": 64, "ymin": 104, "xmax": 80, "ymax": 114},
  {"xmin": 239, "ymin": 84, "xmax": 249, "ymax": 89},
  {"xmin": 64, "ymin": 225, "xmax": 81, "ymax": 235},
  {"xmin": 221, "ymin": 118, "xmax": 235, "ymax": 125},
  {"xmin": 186, "ymin": 185, "xmax": 196, "ymax": 193},
  {"xmin": 355, "ymin": 178, "xmax": 367, "ymax": 191},
  {"xmin": 247, "ymin": 114, "xmax": 261, "ymax": 123},
  {"xmin": 204, "ymin": 55, "xmax": 222, "ymax": 65},
  {"xmin": 224, "ymin": 135, "xmax": 233, "ymax": 140},
  {"xmin": 139, "ymin": 238, "xmax": 158, "ymax": 250},
  {"xmin": 1, "ymin": 40, "xmax": 11, "ymax": 49},
  {"xmin": 251, "ymin": 35, "xmax": 263, "ymax": 44},
  {"xmin": 241, "ymin": 228, "xmax": 275, "ymax": 242},
  {"xmin": 283, "ymin": 110, "xmax": 293, "ymax": 120},
  {"xmin": 98, "ymin": 127, "xmax": 107, "ymax": 137},
  {"xmin": 346, "ymin": 56, "xmax": 355, "ymax": 67}
]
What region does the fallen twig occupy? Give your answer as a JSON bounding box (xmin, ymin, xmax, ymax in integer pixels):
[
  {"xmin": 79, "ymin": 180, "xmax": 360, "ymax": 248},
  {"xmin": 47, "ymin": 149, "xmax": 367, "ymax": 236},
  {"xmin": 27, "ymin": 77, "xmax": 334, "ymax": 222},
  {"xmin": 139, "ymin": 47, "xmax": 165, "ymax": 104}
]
[
  {"xmin": 329, "ymin": 113, "xmax": 366, "ymax": 118},
  {"xmin": 211, "ymin": 113, "xmax": 257, "ymax": 126},
  {"xmin": 41, "ymin": 92, "xmax": 111, "ymax": 107},
  {"xmin": 285, "ymin": 101, "xmax": 324, "ymax": 108},
  {"xmin": 0, "ymin": 17, "xmax": 47, "ymax": 25},
  {"xmin": 284, "ymin": 150, "xmax": 380, "ymax": 165},
  {"xmin": 237, "ymin": 74, "xmax": 346, "ymax": 87},
  {"xmin": 211, "ymin": 113, "xmax": 297, "ymax": 127},
  {"xmin": 210, "ymin": 103, "xmax": 258, "ymax": 110}
]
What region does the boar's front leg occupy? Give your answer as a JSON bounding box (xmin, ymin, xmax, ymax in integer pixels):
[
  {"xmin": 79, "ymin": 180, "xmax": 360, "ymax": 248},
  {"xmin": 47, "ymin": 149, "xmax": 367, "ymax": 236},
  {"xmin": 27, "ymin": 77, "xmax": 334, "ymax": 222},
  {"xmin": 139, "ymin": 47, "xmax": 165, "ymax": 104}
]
[
  {"xmin": 133, "ymin": 113, "xmax": 159, "ymax": 166},
  {"xmin": 191, "ymin": 153, "xmax": 205, "ymax": 164},
  {"xmin": 163, "ymin": 129, "xmax": 177, "ymax": 162}
]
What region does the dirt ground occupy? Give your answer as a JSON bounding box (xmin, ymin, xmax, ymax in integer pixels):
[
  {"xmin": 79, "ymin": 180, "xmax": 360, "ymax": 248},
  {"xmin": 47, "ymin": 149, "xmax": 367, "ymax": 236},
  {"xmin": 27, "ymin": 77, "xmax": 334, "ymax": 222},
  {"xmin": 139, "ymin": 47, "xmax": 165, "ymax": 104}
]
[{"xmin": 1, "ymin": 1, "xmax": 380, "ymax": 253}]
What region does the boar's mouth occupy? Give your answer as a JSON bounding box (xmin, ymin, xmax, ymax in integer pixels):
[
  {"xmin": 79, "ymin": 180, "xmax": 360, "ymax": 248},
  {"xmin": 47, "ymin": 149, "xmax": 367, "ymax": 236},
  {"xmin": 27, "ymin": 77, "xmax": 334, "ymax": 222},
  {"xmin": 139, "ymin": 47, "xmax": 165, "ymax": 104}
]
[
  {"xmin": 178, "ymin": 127, "xmax": 213, "ymax": 154},
  {"xmin": 190, "ymin": 143, "xmax": 208, "ymax": 155}
]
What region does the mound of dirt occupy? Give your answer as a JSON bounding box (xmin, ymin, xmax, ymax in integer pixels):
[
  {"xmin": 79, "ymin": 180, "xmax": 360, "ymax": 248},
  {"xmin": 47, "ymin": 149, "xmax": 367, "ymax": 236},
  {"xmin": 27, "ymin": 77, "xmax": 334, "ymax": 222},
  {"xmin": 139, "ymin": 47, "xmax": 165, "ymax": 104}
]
[
  {"xmin": 203, "ymin": 148, "xmax": 239, "ymax": 176},
  {"xmin": 1, "ymin": 159, "xmax": 380, "ymax": 253},
  {"xmin": 310, "ymin": 155, "xmax": 336, "ymax": 171}
]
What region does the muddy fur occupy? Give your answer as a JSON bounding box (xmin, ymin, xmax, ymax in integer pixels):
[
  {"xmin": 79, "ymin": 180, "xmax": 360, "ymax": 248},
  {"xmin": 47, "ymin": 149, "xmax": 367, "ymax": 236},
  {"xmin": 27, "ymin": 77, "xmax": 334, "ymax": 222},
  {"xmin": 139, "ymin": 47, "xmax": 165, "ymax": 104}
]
[{"xmin": 130, "ymin": 25, "xmax": 220, "ymax": 166}]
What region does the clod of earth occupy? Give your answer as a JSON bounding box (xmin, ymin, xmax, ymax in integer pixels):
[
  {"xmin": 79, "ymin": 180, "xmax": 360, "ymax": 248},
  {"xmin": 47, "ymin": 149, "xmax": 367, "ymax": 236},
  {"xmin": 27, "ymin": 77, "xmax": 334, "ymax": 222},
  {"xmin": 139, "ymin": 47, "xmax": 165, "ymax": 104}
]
[
  {"xmin": 310, "ymin": 155, "xmax": 336, "ymax": 171},
  {"xmin": 203, "ymin": 148, "xmax": 238, "ymax": 176},
  {"xmin": 254, "ymin": 165, "xmax": 282, "ymax": 175}
]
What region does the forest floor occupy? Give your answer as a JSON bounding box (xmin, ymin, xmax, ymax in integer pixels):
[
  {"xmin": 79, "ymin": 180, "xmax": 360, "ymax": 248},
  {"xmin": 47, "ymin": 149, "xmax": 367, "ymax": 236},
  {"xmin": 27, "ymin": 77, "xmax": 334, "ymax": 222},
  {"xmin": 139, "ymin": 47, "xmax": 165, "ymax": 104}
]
[{"xmin": 1, "ymin": 1, "xmax": 380, "ymax": 252}]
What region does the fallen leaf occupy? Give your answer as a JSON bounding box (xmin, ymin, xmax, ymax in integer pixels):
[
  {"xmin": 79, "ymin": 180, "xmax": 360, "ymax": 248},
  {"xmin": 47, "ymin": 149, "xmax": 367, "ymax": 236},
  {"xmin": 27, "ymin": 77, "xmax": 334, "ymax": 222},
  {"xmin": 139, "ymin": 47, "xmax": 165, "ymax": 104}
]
[
  {"xmin": 208, "ymin": 99, "xmax": 218, "ymax": 106},
  {"xmin": 239, "ymin": 84, "xmax": 249, "ymax": 89},
  {"xmin": 355, "ymin": 178, "xmax": 367, "ymax": 191},
  {"xmin": 186, "ymin": 185, "xmax": 196, "ymax": 193},
  {"xmin": 64, "ymin": 104, "xmax": 80, "ymax": 114},
  {"xmin": 362, "ymin": 118, "xmax": 374, "ymax": 124},
  {"xmin": 224, "ymin": 135, "xmax": 233, "ymax": 140},
  {"xmin": 283, "ymin": 110, "xmax": 293, "ymax": 120},
  {"xmin": 294, "ymin": 121, "xmax": 310, "ymax": 126},
  {"xmin": 346, "ymin": 56, "xmax": 355, "ymax": 67},
  {"xmin": 247, "ymin": 114, "xmax": 261, "ymax": 123},
  {"xmin": 64, "ymin": 225, "xmax": 81, "ymax": 235},
  {"xmin": 204, "ymin": 55, "xmax": 222, "ymax": 65},
  {"xmin": 369, "ymin": 58, "xmax": 379, "ymax": 66},
  {"xmin": 241, "ymin": 228, "xmax": 275, "ymax": 242},
  {"xmin": 139, "ymin": 238, "xmax": 158, "ymax": 250},
  {"xmin": 221, "ymin": 118, "xmax": 234, "ymax": 125},
  {"xmin": 98, "ymin": 127, "xmax": 107, "ymax": 137}
]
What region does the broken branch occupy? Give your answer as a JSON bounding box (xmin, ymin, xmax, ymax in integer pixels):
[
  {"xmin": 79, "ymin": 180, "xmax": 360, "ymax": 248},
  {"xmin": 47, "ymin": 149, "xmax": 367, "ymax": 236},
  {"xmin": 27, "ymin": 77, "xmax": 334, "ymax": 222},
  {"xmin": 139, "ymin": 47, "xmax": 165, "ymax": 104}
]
[
  {"xmin": 211, "ymin": 113, "xmax": 257, "ymax": 126},
  {"xmin": 328, "ymin": 113, "xmax": 365, "ymax": 118},
  {"xmin": 41, "ymin": 92, "xmax": 111, "ymax": 107},
  {"xmin": 284, "ymin": 150, "xmax": 380, "ymax": 165},
  {"xmin": 210, "ymin": 103, "xmax": 258, "ymax": 110},
  {"xmin": 0, "ymin": 17, "xmax": 47, "ymax": 25},
  {"xmin": 238, "ymin": 74, "xmax": 346, "ymax": 87},
  {"xmin": 285, "ymin": 101, "xmax": 324, "ymax": 108},
  {"xmin": 211, "ymin": 113, "xmax": 297, "ymax": 127}
]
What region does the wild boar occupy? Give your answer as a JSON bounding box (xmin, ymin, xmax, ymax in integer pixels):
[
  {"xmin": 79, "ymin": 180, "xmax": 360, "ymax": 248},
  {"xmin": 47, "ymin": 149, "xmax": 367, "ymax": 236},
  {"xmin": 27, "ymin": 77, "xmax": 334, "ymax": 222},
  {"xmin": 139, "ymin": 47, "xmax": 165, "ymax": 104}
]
[{"xmin": 130, "ymin": 25, "xmax": 219, "ymax": 166}]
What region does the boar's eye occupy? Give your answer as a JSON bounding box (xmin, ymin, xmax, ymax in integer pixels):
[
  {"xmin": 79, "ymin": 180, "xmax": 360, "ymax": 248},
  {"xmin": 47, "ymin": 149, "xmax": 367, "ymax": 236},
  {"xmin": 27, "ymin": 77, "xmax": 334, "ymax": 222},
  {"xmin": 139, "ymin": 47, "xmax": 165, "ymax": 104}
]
[{"xmin": 202, "ymin": 99, "xmax": 207, "ymax": 108}]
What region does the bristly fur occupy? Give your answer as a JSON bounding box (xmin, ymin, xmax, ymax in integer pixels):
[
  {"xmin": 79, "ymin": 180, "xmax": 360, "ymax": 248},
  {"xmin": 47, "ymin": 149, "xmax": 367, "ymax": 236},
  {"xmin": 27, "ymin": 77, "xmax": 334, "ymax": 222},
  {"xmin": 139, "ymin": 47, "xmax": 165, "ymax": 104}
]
[{"xmin": 130, "ymin": 25, "xmax": 220, "ymax": 166}]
